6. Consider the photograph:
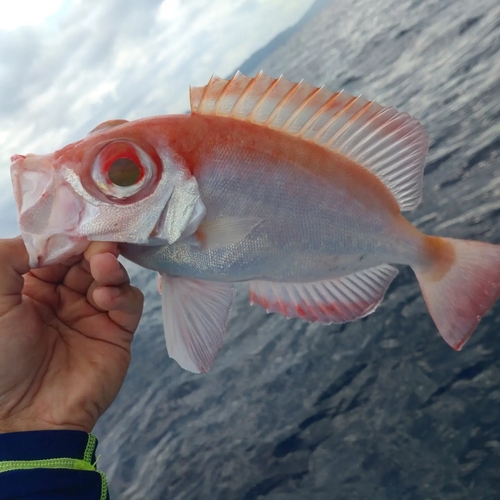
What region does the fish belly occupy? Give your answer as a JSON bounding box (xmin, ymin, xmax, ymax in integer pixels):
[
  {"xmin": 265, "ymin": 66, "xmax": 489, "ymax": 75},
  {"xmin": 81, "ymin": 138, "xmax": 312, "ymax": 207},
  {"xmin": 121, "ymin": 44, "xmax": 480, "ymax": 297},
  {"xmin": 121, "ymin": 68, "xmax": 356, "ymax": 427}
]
[{"xmin": 123, "ymin": 140, "xmax": 423, "ymax": 282}]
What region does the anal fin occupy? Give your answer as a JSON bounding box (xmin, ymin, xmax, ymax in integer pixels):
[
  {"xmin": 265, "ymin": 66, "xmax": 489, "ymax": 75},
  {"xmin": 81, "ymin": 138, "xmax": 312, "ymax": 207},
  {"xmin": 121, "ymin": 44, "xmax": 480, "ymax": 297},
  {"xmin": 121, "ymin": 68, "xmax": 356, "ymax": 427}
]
[{"xmin": 249, "ymin": 264, "xmax": 398, "ymax": 323}]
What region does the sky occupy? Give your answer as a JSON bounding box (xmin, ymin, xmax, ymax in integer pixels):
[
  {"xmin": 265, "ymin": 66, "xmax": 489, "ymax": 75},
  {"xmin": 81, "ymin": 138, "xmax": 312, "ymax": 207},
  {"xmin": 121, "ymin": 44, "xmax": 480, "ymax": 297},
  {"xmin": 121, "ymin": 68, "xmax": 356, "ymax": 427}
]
[{"xmin": 0, "ymin": 0, "xmax": 315, "ymax": 237}]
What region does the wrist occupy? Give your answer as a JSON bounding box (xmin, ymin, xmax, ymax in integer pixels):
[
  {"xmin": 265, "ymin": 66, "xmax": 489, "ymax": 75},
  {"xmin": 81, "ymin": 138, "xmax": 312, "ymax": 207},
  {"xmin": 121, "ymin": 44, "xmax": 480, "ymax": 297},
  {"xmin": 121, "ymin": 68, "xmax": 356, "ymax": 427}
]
[{"xmin": 0, "ymin": 415, "xmax": 91, "ymax": 434}]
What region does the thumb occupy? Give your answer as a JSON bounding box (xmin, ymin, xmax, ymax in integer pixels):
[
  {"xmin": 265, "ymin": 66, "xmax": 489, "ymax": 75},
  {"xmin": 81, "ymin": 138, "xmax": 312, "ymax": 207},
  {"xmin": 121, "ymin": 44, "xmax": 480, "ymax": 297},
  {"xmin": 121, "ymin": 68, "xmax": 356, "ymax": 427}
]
[{"xmin": 0, "ymin": 237, "xmax": 30, "ymax": 304}]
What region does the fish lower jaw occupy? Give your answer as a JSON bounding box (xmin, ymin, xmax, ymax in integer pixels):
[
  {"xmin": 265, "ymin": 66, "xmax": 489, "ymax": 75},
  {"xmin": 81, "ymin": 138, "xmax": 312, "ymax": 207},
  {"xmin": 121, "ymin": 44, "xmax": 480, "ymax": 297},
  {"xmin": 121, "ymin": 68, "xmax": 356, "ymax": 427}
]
[{"xmin": 23, "ymin": 233, "xmax": 90, "ymax": 268}]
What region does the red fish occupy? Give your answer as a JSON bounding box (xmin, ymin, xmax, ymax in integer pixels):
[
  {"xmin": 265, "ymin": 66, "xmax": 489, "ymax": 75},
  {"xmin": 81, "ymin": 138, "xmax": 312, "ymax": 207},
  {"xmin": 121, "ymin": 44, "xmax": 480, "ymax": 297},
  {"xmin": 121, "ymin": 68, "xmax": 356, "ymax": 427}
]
[{"xmin": 10, "ymin": 72, "xmax": 500, "ymax": 372}]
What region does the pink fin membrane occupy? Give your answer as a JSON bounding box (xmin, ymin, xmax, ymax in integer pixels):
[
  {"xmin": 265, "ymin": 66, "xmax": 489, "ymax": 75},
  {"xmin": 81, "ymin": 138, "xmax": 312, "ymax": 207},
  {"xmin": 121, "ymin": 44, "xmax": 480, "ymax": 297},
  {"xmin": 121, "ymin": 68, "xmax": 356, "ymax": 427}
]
[{"xmin": 250, "ymin": 264, "xmax": 398, "ymax": 324}]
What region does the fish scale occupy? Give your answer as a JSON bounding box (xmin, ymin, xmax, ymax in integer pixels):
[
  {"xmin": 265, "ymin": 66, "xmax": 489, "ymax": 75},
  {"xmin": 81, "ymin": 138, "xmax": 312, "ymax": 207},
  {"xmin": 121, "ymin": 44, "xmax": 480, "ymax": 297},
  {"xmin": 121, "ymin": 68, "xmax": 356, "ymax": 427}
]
[{"xmin": 124, "ymin": 121, "xmax": 411, "ymax": 282}]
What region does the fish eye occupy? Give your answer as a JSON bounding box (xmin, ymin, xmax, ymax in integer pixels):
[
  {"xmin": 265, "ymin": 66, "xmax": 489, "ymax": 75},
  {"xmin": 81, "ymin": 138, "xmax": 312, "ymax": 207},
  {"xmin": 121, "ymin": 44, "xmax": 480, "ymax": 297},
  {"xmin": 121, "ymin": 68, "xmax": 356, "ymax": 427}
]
[
  {"xmin": 92, "ymin": 140, "xmax": 159, "ymax": 201},
  {"xmin": 108, "ymin": 158, "xmax": 141, "ymax": 187}
]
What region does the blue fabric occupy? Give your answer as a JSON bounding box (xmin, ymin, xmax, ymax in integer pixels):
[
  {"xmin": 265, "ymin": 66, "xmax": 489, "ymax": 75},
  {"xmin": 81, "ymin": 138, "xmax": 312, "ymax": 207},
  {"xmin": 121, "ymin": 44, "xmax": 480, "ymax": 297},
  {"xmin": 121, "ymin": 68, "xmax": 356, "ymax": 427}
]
[
  {"xmin": 0, "ymin": 430, "xmax": 108, "ymax": 500},
  {"xmin": 0, "ymin": 430, "xmax": 94, "ymax": 461}
]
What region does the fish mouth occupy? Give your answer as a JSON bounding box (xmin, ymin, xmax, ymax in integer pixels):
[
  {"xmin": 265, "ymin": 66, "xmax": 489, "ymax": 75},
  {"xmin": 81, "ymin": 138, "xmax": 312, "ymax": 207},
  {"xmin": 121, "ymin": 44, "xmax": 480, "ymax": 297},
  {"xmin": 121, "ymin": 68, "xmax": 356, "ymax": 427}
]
[{"xmin": 11, "ymin": 154, "xmax": 90, "ymax": 268}]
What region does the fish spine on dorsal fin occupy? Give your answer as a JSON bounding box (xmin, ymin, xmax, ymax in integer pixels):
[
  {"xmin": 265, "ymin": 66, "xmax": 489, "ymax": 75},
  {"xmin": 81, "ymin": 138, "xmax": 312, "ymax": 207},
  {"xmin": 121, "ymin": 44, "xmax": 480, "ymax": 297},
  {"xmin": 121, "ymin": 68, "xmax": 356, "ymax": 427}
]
[{"xmin": 189, "ymin": 71, "xmax": 430, "ymax": 212}]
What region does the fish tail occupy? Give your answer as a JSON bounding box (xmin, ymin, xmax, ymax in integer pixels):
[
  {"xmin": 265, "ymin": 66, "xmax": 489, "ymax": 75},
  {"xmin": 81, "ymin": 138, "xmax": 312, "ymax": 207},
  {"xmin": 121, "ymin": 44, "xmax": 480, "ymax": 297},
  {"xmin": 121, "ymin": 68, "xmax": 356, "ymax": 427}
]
[{"xmin": 413, "ymin": 235, "xmax": 500, "ymax": 350}]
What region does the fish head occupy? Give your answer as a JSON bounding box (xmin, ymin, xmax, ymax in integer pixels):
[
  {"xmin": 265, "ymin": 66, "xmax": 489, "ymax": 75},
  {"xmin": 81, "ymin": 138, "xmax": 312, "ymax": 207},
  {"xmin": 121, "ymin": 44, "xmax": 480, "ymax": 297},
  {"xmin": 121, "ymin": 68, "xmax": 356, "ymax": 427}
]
[{"xmin": 10, "ymin": 119, "xmax": 205, "ymax": 268}]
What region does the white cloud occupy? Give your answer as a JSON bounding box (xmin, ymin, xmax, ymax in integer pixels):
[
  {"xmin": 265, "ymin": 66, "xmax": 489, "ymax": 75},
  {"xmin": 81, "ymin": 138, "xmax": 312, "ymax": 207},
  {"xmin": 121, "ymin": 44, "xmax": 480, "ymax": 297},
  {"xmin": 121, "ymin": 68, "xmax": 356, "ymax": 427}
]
[
  {"xmin": 0, "ymin": 0, "xmax": 315, "ymax": 237},
  {"xmin": 0, "ymin": 0, "xmax": 66, "ymax": 30}
]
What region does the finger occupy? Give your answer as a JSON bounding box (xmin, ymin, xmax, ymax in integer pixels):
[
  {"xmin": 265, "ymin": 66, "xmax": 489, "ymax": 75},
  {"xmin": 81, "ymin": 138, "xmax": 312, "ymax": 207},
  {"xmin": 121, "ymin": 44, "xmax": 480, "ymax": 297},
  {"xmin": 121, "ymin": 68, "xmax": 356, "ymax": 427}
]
[
  {"xmin": 28, "ymin": 254, "xmax": 82, "ymax": 285},
  {"xmin": 81, "ymin": 242, "xmax": 119, "ymax": 273},
  {"xmin": 0, "ymin": 237, "xmax": 29, "ymax": 297},
  {"xmin": 62, "ymin": 242, "xmax": 121, "ymax": 294},
  {"xmin": 28, "ymin": 263, "xmax": 74, "ymax": 285},
  {"xmin": 62, "ymin": 262, "xmax": 94, "ymax": 295},
  {"xmin": 90, "ymin": 253, "xmax": 129, "ymax": 287},
  {"xmin": 84, "ymin": 242, "xmax": 120, "ymax": 262},
  {"xmin": 93, "ymin": 285, "xmax": 143, "ymax": 314},
  {"xmin": 93, "ymin": 285, "xmax": 144, "ymax": 333}
]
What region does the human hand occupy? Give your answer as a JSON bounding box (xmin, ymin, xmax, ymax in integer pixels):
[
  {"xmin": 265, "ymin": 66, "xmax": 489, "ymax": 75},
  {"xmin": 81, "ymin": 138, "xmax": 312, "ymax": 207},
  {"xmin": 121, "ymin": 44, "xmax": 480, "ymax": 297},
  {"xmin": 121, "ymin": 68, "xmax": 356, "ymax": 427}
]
[{"xmin": 0, "ymin": 238, "xmax": 143, "ymax": 433}]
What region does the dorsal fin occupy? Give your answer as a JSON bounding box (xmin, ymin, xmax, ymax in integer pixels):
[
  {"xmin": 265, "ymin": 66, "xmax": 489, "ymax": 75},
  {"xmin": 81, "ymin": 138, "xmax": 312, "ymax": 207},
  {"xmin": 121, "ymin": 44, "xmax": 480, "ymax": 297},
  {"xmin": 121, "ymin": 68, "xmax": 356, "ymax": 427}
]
[
  {"xmin": 88, "ymin": 119, "xmax": 129, "ymax": 135},
  {"xmin": 190, "ymin": 71, "xmax": 429, "ymax": 211}
]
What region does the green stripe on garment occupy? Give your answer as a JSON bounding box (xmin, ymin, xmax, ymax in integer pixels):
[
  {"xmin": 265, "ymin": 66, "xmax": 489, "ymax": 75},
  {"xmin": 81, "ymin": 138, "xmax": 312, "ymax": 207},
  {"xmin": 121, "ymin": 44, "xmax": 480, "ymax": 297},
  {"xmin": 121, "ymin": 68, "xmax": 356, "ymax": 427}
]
[
  {"xmin": 98, "ymin": 470, "xmax": 108, "ymax": 500},
  {"xmin": 85, "ymin": 433, "xmax": 108, "ymax": 499},
  {"xmin": 84, "ymin": 433, "xmax": 98, "ymax": 463},
  {"xmin": 0, "ymin": 457, "xmax": 96, "ymax": 472}
]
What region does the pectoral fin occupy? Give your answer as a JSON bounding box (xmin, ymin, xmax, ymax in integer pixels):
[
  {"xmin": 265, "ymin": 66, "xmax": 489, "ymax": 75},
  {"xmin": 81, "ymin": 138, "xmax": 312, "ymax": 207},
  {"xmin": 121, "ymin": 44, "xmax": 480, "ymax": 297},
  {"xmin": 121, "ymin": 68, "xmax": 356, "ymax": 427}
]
[
  {"xmin": 249, "ymin": 264, "xmax": 398, "ymax": 323},
  {"xmin": 160, "ymin": 274, "xmax": 236, "ymax": 373},
  {"xmin": 196, "ymin": 216, "xmax": 262, "ymax": 249}
]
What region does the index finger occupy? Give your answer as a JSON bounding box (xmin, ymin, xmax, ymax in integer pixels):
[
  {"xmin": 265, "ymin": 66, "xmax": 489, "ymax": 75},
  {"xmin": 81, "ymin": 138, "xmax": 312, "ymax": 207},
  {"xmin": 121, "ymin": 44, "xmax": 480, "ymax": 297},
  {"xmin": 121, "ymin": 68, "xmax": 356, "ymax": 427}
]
[{"xmin": 82, "ymin": 242, "xmax": 120, "ymax": 272}]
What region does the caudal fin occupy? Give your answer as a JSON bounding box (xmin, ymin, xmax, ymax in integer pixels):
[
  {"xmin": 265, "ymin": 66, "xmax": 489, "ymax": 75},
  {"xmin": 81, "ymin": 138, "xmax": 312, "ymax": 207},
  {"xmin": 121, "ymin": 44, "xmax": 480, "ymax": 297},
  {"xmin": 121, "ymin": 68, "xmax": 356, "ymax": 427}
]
[{"xmin": 413, "ymin": 236, "xmax": 500, "ymax": 350}]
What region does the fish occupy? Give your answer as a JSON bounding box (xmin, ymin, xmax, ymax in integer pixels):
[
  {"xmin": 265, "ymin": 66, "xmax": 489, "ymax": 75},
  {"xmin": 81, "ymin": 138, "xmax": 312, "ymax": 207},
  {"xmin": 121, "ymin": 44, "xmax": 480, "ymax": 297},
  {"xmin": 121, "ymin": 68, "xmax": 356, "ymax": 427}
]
[{"xmin": 10, "ymin": 71, "xmax": 500, "ymax": 373}]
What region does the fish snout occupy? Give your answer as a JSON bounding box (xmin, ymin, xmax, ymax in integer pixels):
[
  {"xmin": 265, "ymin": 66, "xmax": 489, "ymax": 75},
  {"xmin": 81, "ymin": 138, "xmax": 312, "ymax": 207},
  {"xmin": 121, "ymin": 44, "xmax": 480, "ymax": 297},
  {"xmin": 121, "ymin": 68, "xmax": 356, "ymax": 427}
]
[{"xmin": 10, "ymin": 154, "xmax": 26, "ymax": 163}]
